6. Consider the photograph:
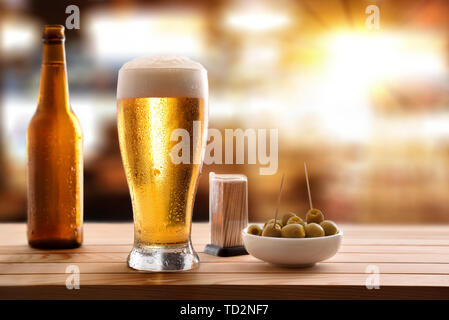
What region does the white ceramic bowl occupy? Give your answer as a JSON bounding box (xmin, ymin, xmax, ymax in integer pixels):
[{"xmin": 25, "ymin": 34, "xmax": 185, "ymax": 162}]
[{"xmin": 242, "ymin": 224, "xmax": 343, "ymax": 267}]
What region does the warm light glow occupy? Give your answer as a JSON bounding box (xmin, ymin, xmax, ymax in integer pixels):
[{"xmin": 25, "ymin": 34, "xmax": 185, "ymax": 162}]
[
  {"xmin": 299, "ymin": 31, "xmax": 449, "ymax": 143},
  {"xmin": 225, "ymin": 11, "xmax": 290, "ymax": 32},
  {"xmin": 0, "ymin": 19, "xmax": 38, "ymax": 55},
  {"xmin": 86, "ymin": 10, "xmax": 205, "ymax": 60},
  {"xmin": 326, "ymin": 31, "xmax": 446, "ymax": 86}
]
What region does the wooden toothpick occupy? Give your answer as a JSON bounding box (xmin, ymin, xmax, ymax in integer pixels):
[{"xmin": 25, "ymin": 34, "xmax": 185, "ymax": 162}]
[
  {"xmin": 273, "ymin": 173, "xmax": 285, "ymax": 228},
  {"xmin": 304, "ymin": 162, "xmax": 313, "ymax": 210}
]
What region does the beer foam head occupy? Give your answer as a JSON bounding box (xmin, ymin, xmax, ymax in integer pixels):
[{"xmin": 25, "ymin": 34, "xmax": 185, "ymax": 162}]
[{"xmin": 117, "ymin": 55, "xmax": 208, "ymax": 99}]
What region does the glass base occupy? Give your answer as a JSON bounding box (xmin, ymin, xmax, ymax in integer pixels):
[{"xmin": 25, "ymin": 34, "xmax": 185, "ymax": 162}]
[{"xmin": 127, "ymin": 242, "xmax": 199, "ymax": 271}]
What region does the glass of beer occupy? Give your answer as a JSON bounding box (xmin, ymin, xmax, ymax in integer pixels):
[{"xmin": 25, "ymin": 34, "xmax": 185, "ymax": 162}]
[{"xmin": 117, "ymin": 56, "xmax": 208, "ymax": 271}]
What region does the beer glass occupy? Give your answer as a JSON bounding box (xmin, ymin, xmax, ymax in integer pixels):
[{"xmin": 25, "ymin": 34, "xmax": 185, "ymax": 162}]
[{"xmin": 117, "ymin": 56, "xmax": 208, "ymax": 271}]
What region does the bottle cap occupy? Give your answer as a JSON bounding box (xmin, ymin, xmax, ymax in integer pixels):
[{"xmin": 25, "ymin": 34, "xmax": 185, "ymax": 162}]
[{"xmin": 43, "ymin": 25, "xmax": 65, "ymax": 42}]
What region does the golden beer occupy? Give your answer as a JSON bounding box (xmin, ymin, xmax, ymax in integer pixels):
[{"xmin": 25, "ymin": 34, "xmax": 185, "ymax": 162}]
[
  {"xmin": 117, "ymin": 97, "xmax": 205, "ymax": 245},
  {"xmin": 117, "ymin": 56, "xmax": 208, "ymax": 271},
  {"xmin": 27, "ymin": 25, "xmax": 83, "ymax": 249}
]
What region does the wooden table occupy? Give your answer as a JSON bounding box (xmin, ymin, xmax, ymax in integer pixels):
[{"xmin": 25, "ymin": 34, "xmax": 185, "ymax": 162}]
[{"xmin": 0, "ymin": 223, "xmax": 448, "ymax": 299}]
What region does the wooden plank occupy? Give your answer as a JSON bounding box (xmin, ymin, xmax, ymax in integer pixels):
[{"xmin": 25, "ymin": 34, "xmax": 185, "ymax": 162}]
[
  {"xmin": 341, "ymin": 239, "xmax": 449, "ymax": 246},
  {"xmin": 1, "ymin": 244, "xmax": 449, "ymax": 254},
  {"xmin": 0, "ymin": 223, "xmax": 448, "ymax": 300},
  {"xmin": 1, "ymin": 223, "xmax": 449, "ymax": 246},
  {"xmin": 1, "ymin": 284, "xmax": 448, "ymax": 300},
  {"xmin": 2, "ymin": 223, "xmax": 449, "ymax": 239},
  {"xmin": 2, "ymin": 238, "xmax": 449, "ymax": 248},
  {"xmin": 0, "ymin": 262, "xmax": 448, "ymax": 275},
  {"xmin": 0, "ymin": 273, "xmax": 449, "ymax": 287},
  {"xmin": 1, "ymin": 251, "xmax": 449, "ymax": 264}
]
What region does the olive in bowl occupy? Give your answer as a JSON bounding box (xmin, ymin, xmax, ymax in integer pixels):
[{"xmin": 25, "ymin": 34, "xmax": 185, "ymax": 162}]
[{"xmin": 242, "ymin": 224, "xmax": 343, "ymax": 267}]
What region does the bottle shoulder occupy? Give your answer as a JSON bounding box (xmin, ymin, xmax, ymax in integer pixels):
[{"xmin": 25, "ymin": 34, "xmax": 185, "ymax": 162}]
[
  {"xmin": 28, "ymin": 108, "xmax": 83, "ymax": 136},
  {"xmin": 29, "ymin": 107, "xmax": 80, "ymax": 122}
]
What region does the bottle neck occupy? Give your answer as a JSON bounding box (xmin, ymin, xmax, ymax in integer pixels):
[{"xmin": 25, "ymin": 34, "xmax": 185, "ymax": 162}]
[{"xmin": 37, "ymin": 40, "xmax": 70, "ymax": 112}]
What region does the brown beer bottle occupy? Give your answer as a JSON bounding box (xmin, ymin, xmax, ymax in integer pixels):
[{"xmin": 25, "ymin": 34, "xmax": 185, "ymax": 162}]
[{"xmin": 27, "ymin": 25, "xmax": 83, "ymax": 248}]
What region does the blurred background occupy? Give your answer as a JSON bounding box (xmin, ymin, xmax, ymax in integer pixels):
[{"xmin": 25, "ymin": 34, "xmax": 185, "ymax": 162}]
[{"xmin": 1, "ymin": 0, "xmax": 449, "ymax": 224}]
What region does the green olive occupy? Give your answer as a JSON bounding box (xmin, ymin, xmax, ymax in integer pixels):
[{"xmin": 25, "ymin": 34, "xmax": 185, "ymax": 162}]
[
  {"xmin": 262, "ymin": 223, "xmax": 282, "ymax": 237},
  {"xmin": 287, "ymin": 216, "xmax": 305, "ymax": 226},
  {"xmin": 320, "ymin": 220, "xmax": 339, "ymax": 236},
  {"xmin": 304, "ymin": 223, "xmax": 325, "ymax": 238},
  {"xmin": 281, "ymin": 212, "xmax": 297, "ymax": 226},
  {"xmin": 306, "ymin": 208, "xmax": 325, "ymax": 224},
  {"xmin": 247, "ymin": 224, "xmax": 262, "ymax": 236},
  {"xmin": 281, "ymin": 224, "xmax": 305, "ymax": 238},
  {"xmin": 264, "ymin": 218, "xmax": 282, "ymax": 228}
]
